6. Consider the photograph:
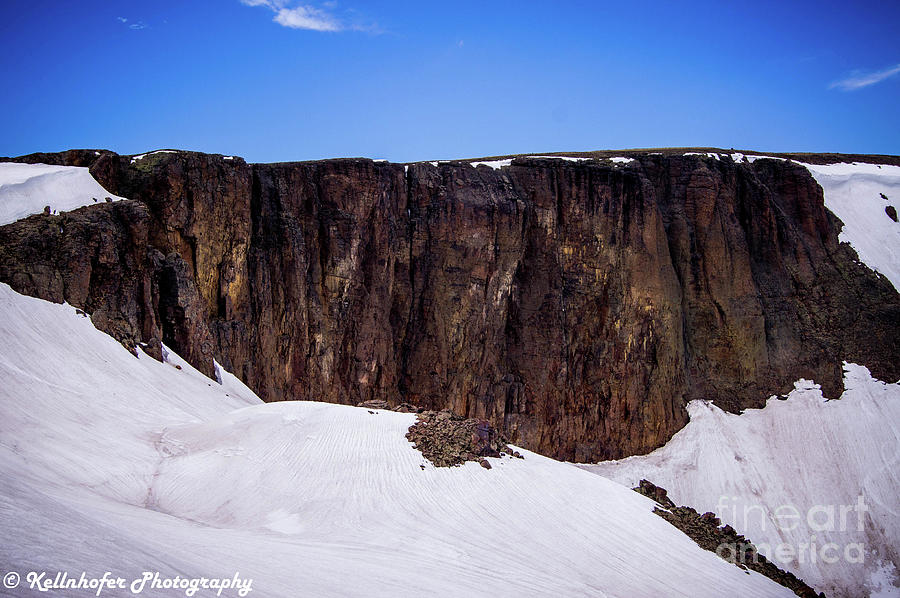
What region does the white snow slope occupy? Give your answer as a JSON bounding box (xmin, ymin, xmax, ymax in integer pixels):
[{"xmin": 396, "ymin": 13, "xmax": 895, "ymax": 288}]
[
  {"xmin": 802, "ymin": 162, "xmax": 900, "ymax": 291},
  {"xmin": 0, "ymin": 162, "xmax": 128, "ymax": 226},
  {"xmin": 583, "ymin": 371, "xmax": 900, "ymax": 597},
  {"xmin": 0, "ymin": 282, "xmax": 795, "ymax": 598},
  {"xmin": 586, "ymin": 161, "xmax": 900, "ymax": 598}
]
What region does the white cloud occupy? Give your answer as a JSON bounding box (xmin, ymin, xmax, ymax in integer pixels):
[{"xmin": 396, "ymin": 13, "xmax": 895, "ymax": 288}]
[
  {"xmin": 274, "ymin": 5, "xmax": 341, "ymax": 31},
  {"xmin": 830, "ymin": 63, "xmax": 900, "ymax": 91},
  {"xmin": 117, "ymin": 16, "xmax": 148, "ymax": 30},
  {"xmin": 241, "ymin": 0, "xmax": 342, "ymax": 32}
]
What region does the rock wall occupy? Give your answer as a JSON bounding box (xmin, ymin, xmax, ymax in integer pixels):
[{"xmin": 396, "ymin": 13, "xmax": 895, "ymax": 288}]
[{"xmin": 1, "ymin": 149, "xmax": 898, "ymax": 461}]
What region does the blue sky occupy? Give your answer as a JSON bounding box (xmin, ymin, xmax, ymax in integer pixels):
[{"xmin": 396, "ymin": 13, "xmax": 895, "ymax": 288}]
[{"xmin": 1, "ymin": 0, "xmax": 898, "ymax": 162}]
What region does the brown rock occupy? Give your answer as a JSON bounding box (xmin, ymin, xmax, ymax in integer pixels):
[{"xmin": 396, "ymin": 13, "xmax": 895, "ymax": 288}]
[
  {"xmin": 634, "ymin": 479, "xmax": 676, "ymax": 510},
  {"xmin": 635, "ymin": 480, "xmax": 826, "ymax": 597},
  {"xmin": 1, "ymin": 150, "xmax": 898, "ymax": 462},
  {"xmin": 406, "ymin": 410, "xmax": 515, "ymax": 468},
  {"xmin": 357, "ymin": 399, "xmax": 390, "ymax": 410},
  {"xmin": 0, "ymin": 201, "xmax": 214, "ymax": 378}
]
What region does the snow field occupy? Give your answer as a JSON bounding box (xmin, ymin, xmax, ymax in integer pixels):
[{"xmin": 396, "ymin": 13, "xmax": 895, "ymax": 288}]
[{"xmin": 0, "ymin": 283, "xmax": 794, "ymax": 597}]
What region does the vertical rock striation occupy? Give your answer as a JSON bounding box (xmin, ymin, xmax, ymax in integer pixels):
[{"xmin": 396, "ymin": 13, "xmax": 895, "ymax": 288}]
[{"xmin": 1, "ymin": 150, "xmax": 898, "ymax": 461}]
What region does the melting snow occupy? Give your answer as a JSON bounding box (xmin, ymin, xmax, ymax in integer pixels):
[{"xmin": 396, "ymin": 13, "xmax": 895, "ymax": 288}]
[{"xmin": 0, "ymin": 162, "xmax": 128, "ymax": 226}]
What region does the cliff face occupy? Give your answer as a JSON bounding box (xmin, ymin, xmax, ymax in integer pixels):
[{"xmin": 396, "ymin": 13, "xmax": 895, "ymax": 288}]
[{"xmin": 1, "ymin": 150, "xmax": 898, "ymax": 461}]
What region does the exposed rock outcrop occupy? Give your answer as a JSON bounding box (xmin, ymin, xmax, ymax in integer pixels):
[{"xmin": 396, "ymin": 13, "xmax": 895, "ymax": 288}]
[
  {"xmin": 0, "ymin": 200, "xmax": 216, "ymax": 377},
  {"xmin": 1, "ymin": 149, "xmax": 898, "ymax": 461},
  {"xmin": 634, "ymin": 480, "xmax": 824, "ymax": 598},
  {"xmin": 406, "ymin": 410, "xmax": 520, "ymax": 468}
]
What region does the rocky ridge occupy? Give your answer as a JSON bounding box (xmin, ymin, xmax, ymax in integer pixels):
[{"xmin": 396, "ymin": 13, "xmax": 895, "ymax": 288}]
[
  {"xmin": 1, "ymin": 148, "xmax": 898, "ymax": 461},
  {"xmin": 634, "ymin": 480, "xmax": 824, "ymax": 598}
]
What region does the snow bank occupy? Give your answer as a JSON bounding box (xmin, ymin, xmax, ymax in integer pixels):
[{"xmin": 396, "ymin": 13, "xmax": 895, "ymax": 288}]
[
  {"xmin": 799, "ymin": 161, "xmax": 900, "ymax": 291},
  {"xmin": 0, "ymin": 282, "xmax": 794, "ymax": 597},
  {"xmin": 584, "ymin": 365, "xmax": 900, "ymax": 597},
  {"xmin": 527, "ymin": 155, "xmax": 634, "ymax": 164},
  {"xmin": 468, "ymin": 156, "xmax": 633, "ymax": 169},
  {"xmin": 528, "ymin": 155, "xmax": 593, "ymax": 162},
  {"xmin": 683, "ymin": 151, "xmax": 786, "ymax": 163},
  {"xmin": 0, "ymin": 163, "xmax": 128, "ymax": 226},
  {"xmin": 469, "ymin": 159, "xmax": 512, "ymax": 169}
]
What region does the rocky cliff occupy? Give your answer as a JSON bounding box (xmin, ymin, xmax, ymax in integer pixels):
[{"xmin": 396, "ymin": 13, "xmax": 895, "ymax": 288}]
[{"xmin": 1, "ymin": 149, "xmax": 898, "ymax": 461}]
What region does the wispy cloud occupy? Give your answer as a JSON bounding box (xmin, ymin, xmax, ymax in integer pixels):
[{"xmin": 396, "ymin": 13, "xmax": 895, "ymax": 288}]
[
  {"xmin": 117, "ymin": 16, "xmax": 148, "ymax": 30},
  {"xmin": 241, "ymin": 0, "xmax": 342, "ymax": 32},
  {"xmin": 830, "ymin": 63, "xmax": 900, "ymax": 91}
]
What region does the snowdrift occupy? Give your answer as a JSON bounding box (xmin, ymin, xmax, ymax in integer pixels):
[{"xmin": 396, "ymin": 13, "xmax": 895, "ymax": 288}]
[
  {"xmin": 0, "ymin": 162, "xmax": 127, "ymax": 226},
  {"xmin": 584, "ymin": 370, "xmax": 900, "ymax": 597}
]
